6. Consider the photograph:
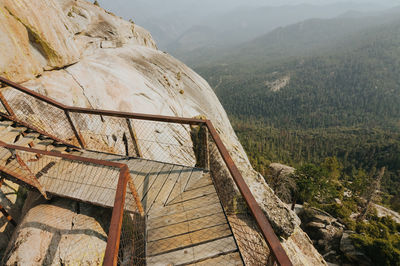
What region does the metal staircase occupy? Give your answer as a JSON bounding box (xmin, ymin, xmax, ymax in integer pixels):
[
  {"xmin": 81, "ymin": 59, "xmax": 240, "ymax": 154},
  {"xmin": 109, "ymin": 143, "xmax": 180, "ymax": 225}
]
[{"xmin": 0, "ymin": 76, "xmax": 292, "ymax": 266}]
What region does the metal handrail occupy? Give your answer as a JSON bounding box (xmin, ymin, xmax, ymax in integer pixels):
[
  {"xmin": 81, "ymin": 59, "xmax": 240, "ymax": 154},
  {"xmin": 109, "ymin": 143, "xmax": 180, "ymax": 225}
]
[
  {"xmin": 0, "ymin": 141, "xmax": 141, "ymax": 266},
  {"xmin": 0, "ymin": 76, "xmax": 292, "ymax": 266}
]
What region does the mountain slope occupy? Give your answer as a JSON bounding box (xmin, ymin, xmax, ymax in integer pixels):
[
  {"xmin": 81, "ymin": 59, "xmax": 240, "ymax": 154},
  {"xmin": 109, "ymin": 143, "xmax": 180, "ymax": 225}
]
[
  {"xmin": 190, "ymin": 6, "xmax": 400, "ymax": 68},
  {"xmin": 193, "ymin": 10, "xmax": 400, "ymax": 215},
  {"xmin": 195, "ymin": 12, "xmax": 400, "ymax": 130},
  {"xmin": 135, "ymin": 2, "xmax": 388, "ymax": 54}
]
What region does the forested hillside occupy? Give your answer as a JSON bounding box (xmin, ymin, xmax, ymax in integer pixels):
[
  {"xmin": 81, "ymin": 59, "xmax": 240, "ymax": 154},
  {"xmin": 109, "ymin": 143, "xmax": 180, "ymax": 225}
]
[{"xmin": 194, "ymin": 10, "xmax": 400, "ymax": 214}]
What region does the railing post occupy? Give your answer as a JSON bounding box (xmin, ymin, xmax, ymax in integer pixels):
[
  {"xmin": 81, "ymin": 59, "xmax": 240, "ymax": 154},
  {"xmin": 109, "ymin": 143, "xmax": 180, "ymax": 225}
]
[
  {"xmin": 126, "ymin": 118, "xmax": 142, "ymax": 157},
  {"xmin": 0, "ymin": 90, "xmax": 14, "ymax": 117},
  {"xmin": 104, "ymin": 166, "xmax": 129, "ymax": 266},
  {"xmin": 64, "ymin": 110, "xmax": 86, "ymax": 149},
  {"xmin": 0, "ymin": 204, "xmax": 17, "ymax": 226},
  {"xmin": 200, "ymin": 124, "xmax": 210, "ymax": 170}
]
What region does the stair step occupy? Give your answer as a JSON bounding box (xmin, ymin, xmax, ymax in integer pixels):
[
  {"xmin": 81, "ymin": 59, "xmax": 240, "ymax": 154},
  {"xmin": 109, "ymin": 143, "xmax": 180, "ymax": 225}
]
[
  {"xmin": 14, "ymin": 133, "xmax": 41, "ymax": 147},
  {"xmin": 33, "ymin": 139, "xmax": 55, "ymax": 151},
  {"xmin": 0, "ymin": 121, "xmax": 14, "ymax": 129},
  {"xmin": 50, "ymin": 145, "xmax": 68, "ymax": 153},
  {"xmin": 0, "ymin": 127, "xmax": 28, "ymax": 143}
]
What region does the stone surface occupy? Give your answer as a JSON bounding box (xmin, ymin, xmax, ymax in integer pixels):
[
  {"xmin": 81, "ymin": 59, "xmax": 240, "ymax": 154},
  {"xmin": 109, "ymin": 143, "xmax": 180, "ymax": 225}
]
[
  {"xmin": 3, "ymin": 198, "xmax": 110, "ymax": 265},
  {"xmin": 298, "ymin": 207, "xmax": 344, "ymax": 255},
  {"xmin": 0, "ymin": 0, "xmax": 325, "ymax": 264},
  {"xmin": 0, "ymin": 180, "xmax": 24, "ymax": 255},
  {"xmin": 372, "ymin": 203, "xmax": 400, "ymax": 223},
  {"xmin": 282, "ymin": 228, "xmax": 328, "ymax": 266},
  {"xmin": 266, "ymin": 163, "xmax": 296, "ymax": 203},
  {"xmin": 269, "ymin": 163, "xmax": 295, "ymax": 177}
]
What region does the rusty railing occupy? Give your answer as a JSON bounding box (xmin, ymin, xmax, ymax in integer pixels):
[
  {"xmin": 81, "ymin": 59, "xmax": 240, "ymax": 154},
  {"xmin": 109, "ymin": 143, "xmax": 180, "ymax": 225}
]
[
  {"xmin": 0, "ymin": 141, "xmax": 143, "ymax": 265},
  {"xmin": 0, "ymin": 76, "xmax": 292, "ymax": 266}
]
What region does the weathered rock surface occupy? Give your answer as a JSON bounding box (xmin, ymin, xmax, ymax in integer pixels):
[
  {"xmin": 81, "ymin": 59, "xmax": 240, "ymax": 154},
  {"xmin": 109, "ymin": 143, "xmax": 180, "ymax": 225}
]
[
  {"xmin": 3, "ymin": 198, "xmax": 111, "ymax": 265},
  {"xmin": 269, "ymin": 163, "xmax": 295, "ymax": 177},
  {"xmin": 372, "ymin": 203, "xmax": 400, "ymax": 223},
  {"xmin": 0, "ymin": 180, "xmax": 24, "ymax": 255},
  {"xmin": 266, "ymin": 163, "xmax": 296, "ymax": 203},
  {"xmin": 0, "ymin": 0, "xmax": 326, "ymax": 264},
  {"xmin": 298, "ymin": 207, "xmax": 344, "ymax": 258}
]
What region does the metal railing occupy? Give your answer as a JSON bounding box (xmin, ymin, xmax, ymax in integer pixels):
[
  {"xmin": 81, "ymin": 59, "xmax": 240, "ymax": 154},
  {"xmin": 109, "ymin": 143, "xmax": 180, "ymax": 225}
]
[
  {"xmin": 0, "ymin": 76, "xmax": 292, "ymax": 266},
  {"xmin": 0, "ymin": 141, "xmax": 143, "ymax": 266}
]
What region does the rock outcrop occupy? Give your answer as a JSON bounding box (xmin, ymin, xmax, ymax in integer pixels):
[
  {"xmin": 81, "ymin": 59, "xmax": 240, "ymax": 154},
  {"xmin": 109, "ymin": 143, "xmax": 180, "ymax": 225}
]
[
  {"xmin": 4, "ymin": 198, "xmax": 111, "ymax": 265},
  {"xmin": 372, "ymin": 203, "xmax": 400, "ymax": 223},
  {"xmin": 298, "ymin": 207, "xmax": 345, "ymax": 262},
  {"xmin": 0, "ymin": 0, "xmax": 326, "ymax": 264}
]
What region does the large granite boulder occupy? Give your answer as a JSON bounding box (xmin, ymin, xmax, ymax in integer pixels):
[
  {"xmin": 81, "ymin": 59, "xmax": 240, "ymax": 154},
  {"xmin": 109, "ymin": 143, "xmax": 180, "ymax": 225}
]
[{"xmin": 3, "ymin": 198, "xmax": 111, "ymax": 265}]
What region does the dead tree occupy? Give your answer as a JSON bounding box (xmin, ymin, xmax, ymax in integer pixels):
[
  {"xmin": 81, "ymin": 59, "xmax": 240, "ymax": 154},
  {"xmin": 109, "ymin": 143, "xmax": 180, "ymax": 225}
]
[{"xmin": 358, "ymin": 166, "xmax": 385, "ymax": 221}]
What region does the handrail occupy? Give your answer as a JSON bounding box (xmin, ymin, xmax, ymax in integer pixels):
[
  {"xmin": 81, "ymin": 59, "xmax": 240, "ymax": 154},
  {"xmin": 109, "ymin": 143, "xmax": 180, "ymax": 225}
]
[
  {"xmin": 0, "ymin": 141, "xmax": 142, "ymax": 266},
  {"xmin": 0, "ymin": 76, "xmax": 292, "ymax": 266},
  {"xmin": 0, "ymin": 77, "xmax": 206, "ymax": 125}
]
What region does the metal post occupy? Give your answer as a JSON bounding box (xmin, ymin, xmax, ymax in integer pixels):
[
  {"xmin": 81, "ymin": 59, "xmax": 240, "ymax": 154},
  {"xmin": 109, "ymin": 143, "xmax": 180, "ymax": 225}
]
[
  {"xmin": 104, "ymin": 166, "xmax": 129, "ymax": 266},
  {"xmin": 64, "ymin": 110, "xmax": 86, "ymax": 149},
  {"xmin": 0, "ymin": 90, "xmax": 14, "ymax": 117},
  {"xmin": 200, "ymin": 125, "xmax": 210, "ymax": 170},
  {"xmin": 0, "ymin": 205, "xmax": 17, "ymax": 226},
  {"xmin": 127, "ymin": 175, "xmax": 144, "ymax": 216},
  {"xmin": 126, "ymin": 118, "xmax": 142, "ymax": 157}
]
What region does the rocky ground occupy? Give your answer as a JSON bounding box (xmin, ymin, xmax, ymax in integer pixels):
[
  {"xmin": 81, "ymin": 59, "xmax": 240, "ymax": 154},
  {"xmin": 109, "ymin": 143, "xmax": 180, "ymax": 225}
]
[{"xmin": 268, "ymin": 163, "xmax": 400, "ymax": 266}]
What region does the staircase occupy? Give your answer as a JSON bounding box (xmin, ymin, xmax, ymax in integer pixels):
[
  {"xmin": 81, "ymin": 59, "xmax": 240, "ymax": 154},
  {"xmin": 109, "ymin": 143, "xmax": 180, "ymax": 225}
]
[
  {"xmin": 0, "ymin": 76, "xmax": 292, "ymax": 266},
  {"xmin": 0, "ymin": 116, "xmax": 243, "ymax": 265}
]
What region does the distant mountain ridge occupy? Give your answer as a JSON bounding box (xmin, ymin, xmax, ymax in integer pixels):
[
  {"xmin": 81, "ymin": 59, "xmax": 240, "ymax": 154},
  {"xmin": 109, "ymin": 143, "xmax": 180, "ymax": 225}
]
[
  {"xmin": 102, "ymin": 1, "xmax": 389, "ymax": 53},
  {"xmin": 185, "ymin": 5, "xmax": 400, "ymax": 67},
  {"xmin": 193, "ymin": 6, "xmax": 400, "ymax": 130}
]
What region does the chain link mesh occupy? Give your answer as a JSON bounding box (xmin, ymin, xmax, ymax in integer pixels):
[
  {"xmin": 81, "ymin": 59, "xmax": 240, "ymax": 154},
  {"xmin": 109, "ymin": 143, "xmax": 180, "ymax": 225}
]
[
  {"xmin": 118, "ymin": 194, "xmax": 146, "ymax": 265},
  {"xmin": 0, "ymin": 145, "xmax": 146, "ymax": 265},
  {"xmin": 1, "ymin": 88, "xmax": 76, "ymax": 145},
  {"xmin": 131, "ymin": 119, "xmax": 195, "ymax": 166},
  {"xmin": 69, "ymin": 113, "xmax": 196, "ymax": 166}
]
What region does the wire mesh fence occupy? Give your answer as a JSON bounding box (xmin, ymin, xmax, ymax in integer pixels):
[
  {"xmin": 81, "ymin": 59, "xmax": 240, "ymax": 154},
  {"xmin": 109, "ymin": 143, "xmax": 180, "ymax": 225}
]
[
  {"xmin": 118, "ymin": 194, "xmax": 146, "ymax": 266},
  {"xmin": 69, "ymin": 112, "xmax": 196, "ymax": 166},
  {"xmin": 0, "ymin": 88, "xmax": 77, "ymax": 145},
  {"xmin": 0, "ymin": 84, "xmax": 197, "ymax": 167},
  {"xmin": 0, "ymin": 144, "xmax": 144, "ymax": 265}
]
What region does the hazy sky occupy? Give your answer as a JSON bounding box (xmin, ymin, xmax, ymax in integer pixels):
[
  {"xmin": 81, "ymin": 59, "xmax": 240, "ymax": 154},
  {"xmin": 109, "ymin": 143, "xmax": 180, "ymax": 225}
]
[
  {"xmin": 100, "ymin": 0, "xmax": 400, "ymax": 51},
  {"xmin": 101, "ymin": 0, "xmax": 400, "ymax": 21}
]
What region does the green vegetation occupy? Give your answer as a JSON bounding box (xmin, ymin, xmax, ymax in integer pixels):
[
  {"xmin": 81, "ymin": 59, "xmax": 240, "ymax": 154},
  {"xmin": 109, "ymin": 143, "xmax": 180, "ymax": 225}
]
[
  {"xmin": 197, "ymin": 15, "xmax": 400, "ymax": 212},
  {"xmin": 191, "ymin": 9, "xmax": 400, "ymax": 264},
  {"xmin": 285, "ymin": 158, "xmax": 400, "ymax": 265},
  {"xmin": 351, "ymin": 215, "xmax": 400, "ymax": 266}
]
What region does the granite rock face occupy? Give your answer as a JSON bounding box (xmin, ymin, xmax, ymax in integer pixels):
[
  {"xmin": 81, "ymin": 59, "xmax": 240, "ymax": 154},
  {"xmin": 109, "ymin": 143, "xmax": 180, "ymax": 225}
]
[
  {"xmin": 3, "ymin": 198, "xmax": 111, "ymax": 265},
  {"xmin": 0, "ymin": 0, "xmax": 326, "ymax": 264}
]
